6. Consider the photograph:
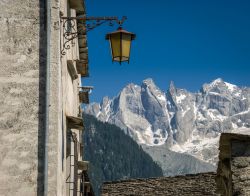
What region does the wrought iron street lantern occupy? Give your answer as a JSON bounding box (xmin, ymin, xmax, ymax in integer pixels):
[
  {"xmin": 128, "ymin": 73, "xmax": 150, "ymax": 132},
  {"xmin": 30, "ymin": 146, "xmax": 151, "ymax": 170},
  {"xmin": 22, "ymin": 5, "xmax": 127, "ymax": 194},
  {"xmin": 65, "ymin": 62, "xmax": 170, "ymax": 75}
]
[
  {"xmin": 105, "ymin": 27, "xmax": 136, "ymax": 64},
  {"xmin": 60, "ymin": 15, "xmax": 135, "ymax": 63}
]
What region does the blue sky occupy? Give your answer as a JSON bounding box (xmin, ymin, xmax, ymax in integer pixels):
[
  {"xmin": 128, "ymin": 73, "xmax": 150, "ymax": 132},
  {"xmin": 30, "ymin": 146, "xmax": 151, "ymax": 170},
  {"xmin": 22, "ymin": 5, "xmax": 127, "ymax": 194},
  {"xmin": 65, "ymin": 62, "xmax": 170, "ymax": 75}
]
[{"xmin": 83, "ymin": 0, "xmax": 250, "ymax": 102}]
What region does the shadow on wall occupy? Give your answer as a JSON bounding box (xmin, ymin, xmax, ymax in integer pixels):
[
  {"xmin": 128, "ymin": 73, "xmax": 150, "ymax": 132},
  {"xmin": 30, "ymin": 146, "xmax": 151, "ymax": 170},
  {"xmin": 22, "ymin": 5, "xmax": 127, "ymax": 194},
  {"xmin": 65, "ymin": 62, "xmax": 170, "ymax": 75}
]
[{"xmin": 37, "ymin": 0, "xmax": 47, "ymax": 195}]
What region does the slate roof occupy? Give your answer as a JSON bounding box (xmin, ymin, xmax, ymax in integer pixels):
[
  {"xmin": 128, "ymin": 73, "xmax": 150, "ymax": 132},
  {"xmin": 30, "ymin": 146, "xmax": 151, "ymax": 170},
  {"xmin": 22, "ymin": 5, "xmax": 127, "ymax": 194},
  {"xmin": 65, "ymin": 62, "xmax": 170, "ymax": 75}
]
[{"xmin": 102, "ymin": 172, "xmax": 218, "ymax": 196}]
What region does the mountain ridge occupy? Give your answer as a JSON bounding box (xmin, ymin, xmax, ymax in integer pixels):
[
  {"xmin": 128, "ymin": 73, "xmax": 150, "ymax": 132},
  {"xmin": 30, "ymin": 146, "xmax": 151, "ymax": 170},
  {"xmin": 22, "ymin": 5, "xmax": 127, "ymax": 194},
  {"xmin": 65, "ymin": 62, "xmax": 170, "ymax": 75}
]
[{"xmin": 86, "ymin": 78, "xmax": 250, "ymax": 166}]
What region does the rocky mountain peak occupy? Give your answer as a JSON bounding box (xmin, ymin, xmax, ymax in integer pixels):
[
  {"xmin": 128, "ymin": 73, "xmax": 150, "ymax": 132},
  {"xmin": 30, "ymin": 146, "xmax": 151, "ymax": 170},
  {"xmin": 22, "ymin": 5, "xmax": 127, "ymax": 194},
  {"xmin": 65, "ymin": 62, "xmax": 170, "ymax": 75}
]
[
  {"xmin": 169, "ymin": 80, "xmax": 176, "ymax": 90},
  {"xmin": 212, "ymin": 78, "xmax": 224, "ymax": 84},
  {"xmin": 202, "ymin": 78, "xmax": 239, "ymax": 94},
  {"xmin": 86, "ymin": 78, "xmax": 250, "ymax": 165},
  {"xmin": 101, "ymin": 96, "xmax": 110, "ymax": 106},
  {"xmin": 121, "ymin": 83, "xmax": 141, "ymax": 96},
  {"xmin": 168, "ymin": 80, "xmax": 177, "ymax": 97},
  {"xmin": 142, "ymin": 78, "xmax": 155, "ymax": 86},
  {"xmin": 141, "ymin": 78, "xmax": 159, "ymax": 94}
]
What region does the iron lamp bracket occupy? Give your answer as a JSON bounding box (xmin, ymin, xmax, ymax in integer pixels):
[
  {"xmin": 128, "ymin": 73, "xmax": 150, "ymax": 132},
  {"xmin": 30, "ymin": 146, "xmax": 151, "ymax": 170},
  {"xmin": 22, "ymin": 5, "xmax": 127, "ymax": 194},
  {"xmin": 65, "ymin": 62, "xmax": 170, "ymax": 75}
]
[{"xmin": 60, "ymin": 14, "xmax": 127, "ymax": 56}]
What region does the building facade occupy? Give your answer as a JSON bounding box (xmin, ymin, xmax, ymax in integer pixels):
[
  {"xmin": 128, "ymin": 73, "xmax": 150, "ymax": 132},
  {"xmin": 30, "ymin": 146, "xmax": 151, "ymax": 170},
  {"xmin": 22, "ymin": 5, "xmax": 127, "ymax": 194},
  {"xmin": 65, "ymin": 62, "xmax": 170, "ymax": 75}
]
[{"xmin": 0, "ymin": 0, "xmax": 92, "ymax": 195}]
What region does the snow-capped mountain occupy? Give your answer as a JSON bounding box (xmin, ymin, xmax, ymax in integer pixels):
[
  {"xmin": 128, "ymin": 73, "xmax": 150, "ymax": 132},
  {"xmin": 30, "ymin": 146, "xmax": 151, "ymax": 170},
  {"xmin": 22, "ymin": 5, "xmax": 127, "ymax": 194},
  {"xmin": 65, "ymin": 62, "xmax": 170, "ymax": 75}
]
[{"xmin": 85, "ymin": 78, "xmax": 250, "ymax": 167}]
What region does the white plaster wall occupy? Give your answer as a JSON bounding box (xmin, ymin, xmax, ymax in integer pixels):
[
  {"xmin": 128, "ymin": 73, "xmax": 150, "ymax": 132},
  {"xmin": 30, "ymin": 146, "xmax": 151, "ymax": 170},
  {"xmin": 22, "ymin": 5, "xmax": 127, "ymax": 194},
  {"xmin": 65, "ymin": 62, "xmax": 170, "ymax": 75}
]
[
  {"xmin": 49, "ymin": 0, "xmax": 62, "ymax": 195},
  {"xmin": 59, "ymin": 3, "xmax": 82, "ymax": 196}
]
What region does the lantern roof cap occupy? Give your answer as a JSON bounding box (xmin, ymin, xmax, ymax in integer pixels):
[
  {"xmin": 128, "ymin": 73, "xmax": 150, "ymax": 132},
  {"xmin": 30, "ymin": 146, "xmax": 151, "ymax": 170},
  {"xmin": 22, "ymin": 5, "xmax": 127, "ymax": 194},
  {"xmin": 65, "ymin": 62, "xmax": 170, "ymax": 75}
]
[{"xmin": 105, "ymin": 27, "xmax": 136, "ymax": 40}]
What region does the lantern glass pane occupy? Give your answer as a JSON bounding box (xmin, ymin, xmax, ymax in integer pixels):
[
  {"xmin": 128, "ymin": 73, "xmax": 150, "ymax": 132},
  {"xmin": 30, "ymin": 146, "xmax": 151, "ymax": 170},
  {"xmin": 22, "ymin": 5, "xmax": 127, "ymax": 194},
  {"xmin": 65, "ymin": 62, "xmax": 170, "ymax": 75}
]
[
  {"xmin": 121, "ymin": 34, "xmax": 132, "ymax": 59},
  {"xmin": 110, "ymin": 33, "xmax": 121, "ymax": 59}
]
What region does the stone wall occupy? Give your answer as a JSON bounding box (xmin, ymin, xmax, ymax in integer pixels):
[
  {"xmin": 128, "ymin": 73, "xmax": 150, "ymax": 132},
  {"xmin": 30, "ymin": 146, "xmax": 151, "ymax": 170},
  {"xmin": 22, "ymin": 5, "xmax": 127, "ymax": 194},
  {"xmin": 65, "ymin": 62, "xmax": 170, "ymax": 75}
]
[
  {"xmin": 0, "ymin": 0, "xmax": 43, "ymax": 195},
  {"xmin": 216, "ymin": 133, "xmax": 250, "ymax": 196},
  {"xmin": 231, "ymin": 140, "xmax": 250, "ymax": 195},
  {"xmin": 102, "ymin": 173, "xmax": 218, "ymax": 196}
]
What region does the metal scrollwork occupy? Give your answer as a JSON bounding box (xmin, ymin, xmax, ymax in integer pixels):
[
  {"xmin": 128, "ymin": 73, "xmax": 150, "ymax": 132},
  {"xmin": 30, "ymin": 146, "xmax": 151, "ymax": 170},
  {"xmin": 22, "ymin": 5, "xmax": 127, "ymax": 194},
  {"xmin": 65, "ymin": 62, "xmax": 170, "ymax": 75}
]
[
  {"xmin": 61, "ymin": 18, "xmax": 79, "ymax": 56},
  {"xmin": 85, "ymin": 20, "xmax": 112, "ymax": 32},
  {"xmin": 60, "ymin": 16, "xmax": 127, "ymax": 56}
]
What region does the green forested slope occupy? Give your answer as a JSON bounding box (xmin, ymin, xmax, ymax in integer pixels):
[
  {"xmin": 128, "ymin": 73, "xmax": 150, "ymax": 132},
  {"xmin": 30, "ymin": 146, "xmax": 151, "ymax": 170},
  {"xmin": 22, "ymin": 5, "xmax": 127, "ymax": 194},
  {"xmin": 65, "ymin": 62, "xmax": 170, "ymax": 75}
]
[{"xmin": 83, "ymin": 114, "xmax": 163, "ymax": 196}]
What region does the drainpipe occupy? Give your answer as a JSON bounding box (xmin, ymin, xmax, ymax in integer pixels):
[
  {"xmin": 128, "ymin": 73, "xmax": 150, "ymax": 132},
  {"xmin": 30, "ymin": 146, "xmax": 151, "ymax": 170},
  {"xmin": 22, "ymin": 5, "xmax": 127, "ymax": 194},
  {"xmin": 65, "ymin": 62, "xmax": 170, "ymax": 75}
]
[{"xmin": 44, "ymin": 0, "xmax": 51, "ymax": 195}]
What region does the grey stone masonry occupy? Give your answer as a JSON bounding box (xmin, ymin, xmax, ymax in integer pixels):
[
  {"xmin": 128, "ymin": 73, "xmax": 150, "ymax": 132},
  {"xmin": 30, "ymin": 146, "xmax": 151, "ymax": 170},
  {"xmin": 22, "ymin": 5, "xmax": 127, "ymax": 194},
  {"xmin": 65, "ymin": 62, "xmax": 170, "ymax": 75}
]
[
  {"xmin": 231, "ymin": 140, "xmax": 250, "ymax": 195},
  {"xmin": 102, "ymin": 172, "xmax": 218, "ymax": 196},
  {"xmin": 217, "ymin": 133, "xmax": 250, "ymax": 196}
]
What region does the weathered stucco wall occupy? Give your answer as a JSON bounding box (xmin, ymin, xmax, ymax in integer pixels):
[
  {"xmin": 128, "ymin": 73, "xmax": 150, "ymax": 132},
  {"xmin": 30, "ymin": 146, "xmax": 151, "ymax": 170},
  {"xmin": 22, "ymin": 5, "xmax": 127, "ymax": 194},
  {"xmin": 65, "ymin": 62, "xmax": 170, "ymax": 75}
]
[
  {"xmin": 0, "ymin": 0, "xmax": 84, "ymax": 195},
  {"xmin": 47, "ymin": 0, "xmax": 61, "ymax": 195},
  {"xmin": 59, "ymin": 2, "xmax": 83, "ymax": 196},
  {"xmin": 41, "ymin": 0, "xmax": 83, "ymax": 195},
  {"xmin": 0, "ymin": 0, "xmax": 42, "ymax": 195}
]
